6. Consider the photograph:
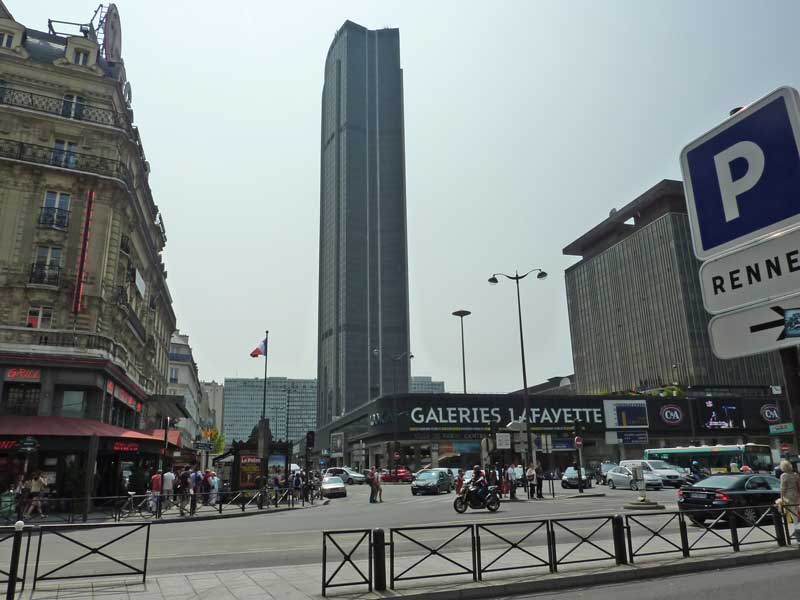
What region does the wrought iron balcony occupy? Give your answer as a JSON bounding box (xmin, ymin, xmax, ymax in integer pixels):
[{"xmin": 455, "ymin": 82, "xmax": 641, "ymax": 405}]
[
  {"xmin": 0, "ymin": 138, "xmax": 131, "ymax": 185},
  {"xmin": 0, "ymin": 87, "xmax": 126, "ymax": 129},
  {"xmin": 29, "ymin": 263, "xmax": 60, "ymax": 286},
  {"xmin": 120, "ymin": 234, "xmax": 131, "ymax": 255},
  {"xmin": 38, "ymin": 206, "xmax": 69, "ymax": 229}
]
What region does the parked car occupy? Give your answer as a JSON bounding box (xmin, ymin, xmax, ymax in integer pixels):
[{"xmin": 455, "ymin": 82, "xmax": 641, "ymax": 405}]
[
  {"xmin": 606, "ymin": 466, "xmax": 663, "ymax": 490},
  {"xmin": 596, "ymin": 462, "xmax": 618, "ymax": 485},
  {"xmin": 678, "ymin": 473, "xmax": 780, "ymax": 526},
  {"xmin": 380, "ymin": 467, "xmax": 414, "ymax": 483},
  {"xmin": 323, "ymin": 467, "xmax": 366, "ymax": 485},
  {"xmin": 411, "ymin": 470, "xmax": 452, "ymax": 495},
  {"xmin": 561, "ymin": 467, "xmax": 593, "ymax": 489},
  {"xmin": 320, "ymin": 476, "xmax": 347, "ymax": 498},
  {"xmin": 620, "ymin": 460, "xmax": 683, "ymax": 487}
]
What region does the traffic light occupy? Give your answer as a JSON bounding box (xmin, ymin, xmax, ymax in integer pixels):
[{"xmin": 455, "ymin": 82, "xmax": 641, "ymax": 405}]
[{"xmin": 306, "ymin": 430, "xmax": 315, "ymax": 448}]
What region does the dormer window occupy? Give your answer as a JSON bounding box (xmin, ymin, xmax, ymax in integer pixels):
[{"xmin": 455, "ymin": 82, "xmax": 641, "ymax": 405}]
[
  {"xmin": 0, "ymin": 32, "xmax": 12, "ymax": 49},
  {"xmin": 74, "ymin": 49, "xmax": 90, "ymax": 66}
]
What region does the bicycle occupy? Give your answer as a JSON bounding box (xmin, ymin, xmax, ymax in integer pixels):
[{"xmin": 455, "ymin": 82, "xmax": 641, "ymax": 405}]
[{"xmin": 116, "ymin": 491, "xmax": 156, "ymax": 520}]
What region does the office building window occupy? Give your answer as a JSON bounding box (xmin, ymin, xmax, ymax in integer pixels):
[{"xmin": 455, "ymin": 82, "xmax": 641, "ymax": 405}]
[{"xmin": 27, "ymin": 306, "xmax": 52, "ymax": 329}]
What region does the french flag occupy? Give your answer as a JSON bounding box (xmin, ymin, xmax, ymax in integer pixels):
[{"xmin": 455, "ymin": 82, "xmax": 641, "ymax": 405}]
[{"xmin": 250, "ymin": 337, "xmax": 268, "ymax": 358}]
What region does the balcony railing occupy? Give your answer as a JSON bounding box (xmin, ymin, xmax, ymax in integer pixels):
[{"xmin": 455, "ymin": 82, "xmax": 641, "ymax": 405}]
[
  {"xmin": 29, "ymin": 263, "xmax": 60, "ymax": 286},
  {"xmin": 0, "ymin": 87, "xmax": 125, "ymax": 129},
  {"xmin": 120, "ymin": 234, "xmax": 131, "ymax": 255},
  {"xmin": 38, "ymin": 206, "xmax": 69, "ymax": 229},
  {"xmin": 0, "ymin": 138, "xmax": 131, "ymax": 186}
]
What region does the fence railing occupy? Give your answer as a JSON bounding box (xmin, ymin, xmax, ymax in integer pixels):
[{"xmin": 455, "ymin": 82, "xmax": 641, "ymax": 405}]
[
  {"xmin": 324, "ymin": 504, "xmax": 796, "ymax": 594},
  {"xmin": 322, "ymin": 529, "xmax": 372, "ymax": 596}
]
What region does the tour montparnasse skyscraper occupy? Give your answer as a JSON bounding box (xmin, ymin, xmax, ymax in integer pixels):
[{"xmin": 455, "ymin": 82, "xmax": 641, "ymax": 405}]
[{"xmin": 317, "ymin": 20, "xmax": 410, "ymax": 427}]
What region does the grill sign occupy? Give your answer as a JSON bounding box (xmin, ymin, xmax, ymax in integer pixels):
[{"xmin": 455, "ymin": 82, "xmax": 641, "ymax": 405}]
[
  {"xmin": 660, "ymin": 404, "xmax": 684, "ymax": 426},
  {"xmin": 760, "ymin": 404, "xmax": 781, "ymax": 424}
]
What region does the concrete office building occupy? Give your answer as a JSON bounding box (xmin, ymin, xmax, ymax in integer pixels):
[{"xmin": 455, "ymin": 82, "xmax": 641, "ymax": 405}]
[
  {"xmin": 410, "ymin": 376, "xmax": 445, "ymax": 394},
  {"xmin": 223, "ymin": 377, "xmax": 317, "ymax": 445},
  {"xmin": 317, "ymin": 20, "xmax": 411, "ymax": 427},
  {"xmin": 563, "ymin": 179, "xmax": 784, "ymax": 395}
]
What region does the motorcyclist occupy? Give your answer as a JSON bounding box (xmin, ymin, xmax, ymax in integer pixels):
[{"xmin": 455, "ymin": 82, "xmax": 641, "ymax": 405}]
[
  {"xmin": 688, "ymin": 460, "xmax": 703, "ymax": 483},
  {"xmin": 469, "ymin": 465, "xmax": 488, "ymax": 503}
]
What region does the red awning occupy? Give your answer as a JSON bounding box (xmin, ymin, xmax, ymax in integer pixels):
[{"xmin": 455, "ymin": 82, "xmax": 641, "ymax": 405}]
[
  {"xmin": 149, "ymin": 429, "xmax": 182, "ymax": 447},
  {"xmin": 0, "ymin": 416, "xmax": 163, "ymax": 441}
]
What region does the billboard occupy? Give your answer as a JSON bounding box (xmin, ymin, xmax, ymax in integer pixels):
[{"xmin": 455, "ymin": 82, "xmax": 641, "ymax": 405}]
[
  {"xmin": 603, "ymin": 399, "xmax": 649, "ymax": 429},
  {"xmin": 330, "ymin": 432, "xmax": 344, "ymax": 458}
]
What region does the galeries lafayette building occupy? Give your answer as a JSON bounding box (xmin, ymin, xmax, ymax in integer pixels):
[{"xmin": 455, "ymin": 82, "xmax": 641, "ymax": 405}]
[{"xmin": 314, "ymin": 393, "xmax": 788, "ymax": 470}]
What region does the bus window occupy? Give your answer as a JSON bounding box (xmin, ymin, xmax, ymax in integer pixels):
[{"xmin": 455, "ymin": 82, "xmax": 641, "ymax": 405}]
[{"xmin": 744, "ymin": 448, "xmax": 773, "ymax": 472}]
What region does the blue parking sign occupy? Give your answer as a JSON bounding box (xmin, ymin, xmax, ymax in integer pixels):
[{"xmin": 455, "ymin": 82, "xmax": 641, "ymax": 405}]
[{"xmin": 681, "ymin": 87, "xmax": 800, "ymax": 260}]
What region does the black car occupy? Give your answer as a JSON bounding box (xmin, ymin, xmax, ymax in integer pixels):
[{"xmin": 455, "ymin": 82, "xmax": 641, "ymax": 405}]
[
  {"xmin": 411, "ymin": 470, "xmax": 452, "ymax": 495},
  {"xmin": 677, "ymin": 473, "xmax": 780, "ymax": 526}
]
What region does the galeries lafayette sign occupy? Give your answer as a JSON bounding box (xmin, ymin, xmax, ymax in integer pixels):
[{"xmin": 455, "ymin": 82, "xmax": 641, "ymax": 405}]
[{"xmin": 410, "ymin": 406, "xmax": 603, "ymax": 428}]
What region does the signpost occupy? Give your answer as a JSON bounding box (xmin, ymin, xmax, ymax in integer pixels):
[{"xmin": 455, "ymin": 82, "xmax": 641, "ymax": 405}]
[
  {"xmin": 681, "ymin": 87, "xmax": 800, "ymax": 454},
  {"xmin": 192, "ymin": 441, "xmax": 214, "ymax": 452},
  {"xmin": 496, "ymin": 432, "xmax": 511, "ymax": 450}
]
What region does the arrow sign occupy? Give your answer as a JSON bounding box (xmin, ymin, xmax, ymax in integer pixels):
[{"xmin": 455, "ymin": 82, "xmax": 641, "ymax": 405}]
[{"xmin": 709, "ymin": 292, "xmax": 800, "ymax": 359}]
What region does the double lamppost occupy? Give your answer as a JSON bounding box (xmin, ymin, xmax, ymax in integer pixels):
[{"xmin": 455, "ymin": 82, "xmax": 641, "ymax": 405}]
[
  {"xmin": 488, "ymin": 268, "xmax": 548, "ymax": 469},
  {"xmin": 373, "ymin": 348, "xmax": 413, "ymax": 474}
]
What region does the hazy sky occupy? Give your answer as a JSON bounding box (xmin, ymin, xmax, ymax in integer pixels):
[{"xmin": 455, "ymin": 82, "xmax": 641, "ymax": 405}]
[{"xmin": 12, "ymin": 1, "xmax": 800, "ymax": 393}]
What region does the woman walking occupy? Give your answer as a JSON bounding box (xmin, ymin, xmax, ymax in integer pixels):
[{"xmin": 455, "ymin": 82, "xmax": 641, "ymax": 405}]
[{"xmin": 780, "ymin": 459, "xmax": 800, "ymax": 540}]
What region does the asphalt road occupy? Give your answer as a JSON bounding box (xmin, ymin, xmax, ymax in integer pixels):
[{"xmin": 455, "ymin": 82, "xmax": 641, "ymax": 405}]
[
  {"xmin": 503, "ymin": 558, "xmax": 798, "ymax": 600},
  {"xmin": 21, "ymin": 482, "xmax": 684, "ymax": 576}
]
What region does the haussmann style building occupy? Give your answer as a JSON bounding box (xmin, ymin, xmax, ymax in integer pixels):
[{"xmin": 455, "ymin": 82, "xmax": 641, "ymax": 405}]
[{"xmin": 317, "ymin": 20, "xmax": 411, "ymax": 427}]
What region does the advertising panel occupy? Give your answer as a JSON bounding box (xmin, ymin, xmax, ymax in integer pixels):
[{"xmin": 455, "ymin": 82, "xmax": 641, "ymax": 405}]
[
  {"xmin": 603, "ymin": 399, "xmax": 649, "ymax": 429},
  {"xmin": 239, "ymin": 454, "xmax": 261, "ymax": 489}
]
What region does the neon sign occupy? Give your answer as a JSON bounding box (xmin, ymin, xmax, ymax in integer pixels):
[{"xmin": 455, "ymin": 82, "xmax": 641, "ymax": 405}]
[{"xmin": 6, "ymin": 368, "xmax": 40, "ymax": 382}]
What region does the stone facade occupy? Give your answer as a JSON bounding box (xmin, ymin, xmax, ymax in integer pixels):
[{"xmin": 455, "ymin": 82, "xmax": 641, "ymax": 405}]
[{"xmin": 0, "ymin": 8, "xmax": 176, "ymax": 429}]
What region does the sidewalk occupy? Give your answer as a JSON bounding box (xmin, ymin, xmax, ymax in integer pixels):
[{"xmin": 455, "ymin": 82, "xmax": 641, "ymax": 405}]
[{"xmin": 14, "ymin": 527, "xmax": 797, "ymax": 600}]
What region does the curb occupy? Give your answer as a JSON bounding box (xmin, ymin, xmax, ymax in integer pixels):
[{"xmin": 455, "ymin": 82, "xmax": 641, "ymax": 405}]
[{"xmin": 387, "ymin": 547, "xmax": 800, "ymax": 600}]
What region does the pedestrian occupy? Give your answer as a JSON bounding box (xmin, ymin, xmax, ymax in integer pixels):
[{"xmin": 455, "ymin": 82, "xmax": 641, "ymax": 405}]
[
  {"xmin": 202, "ymin": 469, "xmax": 213, "ymax": 504},
  {"xmin": 367, "ymin": 467, "xmax": 377, "ymax": 503},
  {"xmin": 779, "ymin": 459, "xmax": 800, "ymax": 540},
  {"xmin": 375, "ymin": 468, "xmax": 383, "ymax": 502},
  {"xmin": 455, "ymin": 469, "xmax": 464, "ymax": 495},
  {"xmin": 177, "ymin": 466, "xmax": 191, "ymax": 516},
  {"xmin": 149, "ymin": 469, "xmax": 162, "ymax": 513},
  {"xmin": 162, "ymin": 467, "xmax": 175, "ymax": 509},
  {"xmin": 292, "ymin": 470, "xmax": 303, "ymax": 501},
  {"xmin": 209, "ymin": 471, "xmax": 220, "ymax": 504},
  {"xmin": 535, "ymin": 461, "xmax": 544, "ymax": 499},
  {"xmin": 23, "ymin": 471, "xmax": 47, "ymax": 519},
  {"xmin": 729, "ymin": 462, "xmax": 740, "ymax": 473},
  {"xmin": 506, "ymin": 464, "xmax": 517, "ymax": 499},
  {"xmin": 526, "ymin": 464, "xmax": 536, "ymax": 499}
]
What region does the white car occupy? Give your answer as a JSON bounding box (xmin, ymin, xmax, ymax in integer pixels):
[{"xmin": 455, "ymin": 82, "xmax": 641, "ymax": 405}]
[
  {"xmin": 321, "ymin": 476, "xmax": 347, "ymax": 498},
  {"xmin": 620, "ymin": 460, "xmax": 683, "ymax": 487},
  {"xmin": 607, "ymin": 465, "xmax": 663, "ymax": 490},
  {"xmin": 323, "ymin": 467, "xmax": 366, "ymax": 485}
]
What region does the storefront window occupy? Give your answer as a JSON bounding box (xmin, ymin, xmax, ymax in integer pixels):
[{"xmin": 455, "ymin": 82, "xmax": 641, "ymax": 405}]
[
  {"xmin": 1, "ymin": 384, "xmax": 40, "ymax": 415},
  {"xmin": 59, "ymin": 390, "xmax": 85, "ymax": 418}
]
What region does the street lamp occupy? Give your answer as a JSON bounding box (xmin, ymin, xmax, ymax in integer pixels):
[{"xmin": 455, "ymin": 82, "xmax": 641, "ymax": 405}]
[
  {"xmin": 488, "ymin": 268, "xmax": 548, "ymax": 470},
  {"xmin": 452, "ymin": 310, "xmax": 471, "ymax": 394},
  {"xmin": 392, "ymin": 351, "xmax": 413, "ymax": 394},
  {"xmin": 390, "ymin": 351, "xmax": 413, "ymax": 477}
]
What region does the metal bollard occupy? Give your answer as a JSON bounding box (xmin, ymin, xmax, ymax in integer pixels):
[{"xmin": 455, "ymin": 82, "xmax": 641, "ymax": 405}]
[
  {"xmin": 5, "ymin": 520, "xmax": 24, "ymax": 600},
  {"xmin": 678, "ymin": 514, "xmax": 691, "ymax": 557},
  {"xmin": 611, "ymin": 515, "xmax": 628, "ymax": 565},
  {"xmin": 772, "ymin": 506, "xmax": 787, "ymax": 547},
  {"xmin": 728, "ymin": 511, "xmax": 740, "ymax": 552},
  {"xmin": 373, "ymin": 528, "xmax": 386, "ymax": 591}
]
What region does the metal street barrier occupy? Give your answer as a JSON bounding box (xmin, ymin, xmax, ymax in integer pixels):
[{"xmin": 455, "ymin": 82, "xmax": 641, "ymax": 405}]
[
  {"xmin": 1, "ymin": 524, "xmax": 32, "ymax": 595},
  {"xmin": 390, "ymin": 524, "xmax": 476, "ymax": 588},
  {"xmin": 476, "ymin": 519, "xmax": 552, "ymax": 579},
  {"xmin": 322, "ymin": 529, "xmax": 372, "ymax": 596},
  {"xmin": 31, "ymin": 521, "xmax": 151, "ymax": 592},
  {"xmin": 550, "ymin": 515, "xmax": 618, "ymax": 570},
  {"xmin": 625, "ymin": 511, "xmax": 687, "ymax": 562}
]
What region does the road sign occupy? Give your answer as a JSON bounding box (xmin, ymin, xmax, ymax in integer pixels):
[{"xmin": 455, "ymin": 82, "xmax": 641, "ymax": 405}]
[
  {"xmin": 574, "ymin": 436, "xmax": 583, "ymax": 449},
  {"xmin": 18, "ymin": 436, "xmax": 38, "ymax": 453},
  {"xmin": 681, "ymin": 87, "xmax": 800, "ymax": 261},
  {"xmin": 393, "ymin": 451, "xmax": 400, "ymax": 460},
  {"xmin": 781, "ymin": 443, "xmax": 792, "ymax": 453},
  {"xmin": 699, "ymin": 225, "xmax": 800, "ymax": 314},
  {"xmin": 770, "ymin": 422, "xmax": 796, "ymax": 435},
  {"xmin": 192, "ymin": 441, "xmax": 213, "ymax": 451},
  {"xmin": 496, "ymin": 432, "xmax": 511, "ymax": 450},
  {"xmin": 708, "ymin": 294, "xmax": 800, "ymax": 358}
]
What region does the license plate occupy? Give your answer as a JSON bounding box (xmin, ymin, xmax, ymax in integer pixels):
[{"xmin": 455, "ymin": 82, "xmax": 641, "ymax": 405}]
[{"xmin": 690, "ymin": 493, "xmax": 707, "ymax": 499}]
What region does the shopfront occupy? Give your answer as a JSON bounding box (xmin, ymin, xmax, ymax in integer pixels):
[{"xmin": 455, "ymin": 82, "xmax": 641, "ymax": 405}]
[{"xmin": 314, "ymin": 393, "xmax": 788, "ymax": 472}]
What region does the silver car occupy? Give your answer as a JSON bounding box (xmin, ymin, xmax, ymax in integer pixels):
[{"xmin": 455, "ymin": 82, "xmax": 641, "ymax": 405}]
[
  {"xmin": 321, "ymin": 476, "xmax": 347, "ymax": 498},
  {"xmin": 606, "ymin": 466, "xmax": 663, "ymax": 490}
]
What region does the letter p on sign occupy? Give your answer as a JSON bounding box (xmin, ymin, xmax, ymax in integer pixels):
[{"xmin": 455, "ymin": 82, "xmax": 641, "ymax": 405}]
[{"xmin": 681, "ymin": 87, "xmax": 800, "ymax": 261}]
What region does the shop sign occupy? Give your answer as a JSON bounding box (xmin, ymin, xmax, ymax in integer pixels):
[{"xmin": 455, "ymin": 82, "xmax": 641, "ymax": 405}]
[
  {"xmin": 114, "ymin": 385, "xmax": 141, "ymax": 412},
  {"xmin": 408, "ymin": 406, "xmax": 603, "ymax": 428},
  {"xmin": 659, "ymin": 404, "xmax": 684, "ymax": 426},
  {"xmin": 106, "ymin": 380, "xmax": 115, "ymax": 394},
  {"xmin": 113, "ymin": 441, "xmax": 139, "ymax": 452},
  {"xmin": 770, "ymin": 422, "xmax": 795, "ymax": 435},
  {"xmin": 618, "ymin": 431, "xmax": 649, "ymax": 445},
  {"xmin": 760, "ymin": 404, "xmax": 781, "ymax": 424},
  {"xmin": 6, "ymin": 367, "xmax": 40, "ymax": 382},
  {"xmin": 18, "ymin": 436, "xmax": 39, "ymax": 453},
  {"xmin": 0, "ymin": 440, "xmax": 19, "ymax": 450}
]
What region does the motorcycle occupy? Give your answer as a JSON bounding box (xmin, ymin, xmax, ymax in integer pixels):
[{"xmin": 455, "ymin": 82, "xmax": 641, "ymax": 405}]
[{"xmin": 453, "ymin": 484, "xmax": 501, "ymax": 513}]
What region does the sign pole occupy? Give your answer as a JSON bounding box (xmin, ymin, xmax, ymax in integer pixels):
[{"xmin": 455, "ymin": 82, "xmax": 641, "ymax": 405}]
[{"xmin": 779, "ymin": 347, "xmax": 800, "ymax": 455}]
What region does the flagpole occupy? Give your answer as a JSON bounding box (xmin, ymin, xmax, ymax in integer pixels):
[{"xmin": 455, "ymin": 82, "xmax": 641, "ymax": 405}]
[
  {"xmin": 261, "ymin": 330, "xmax": 269, "ymax": 484},
  {"xmin": 262, "ymin": 330, "xmax": 269, "ymax": 420}
]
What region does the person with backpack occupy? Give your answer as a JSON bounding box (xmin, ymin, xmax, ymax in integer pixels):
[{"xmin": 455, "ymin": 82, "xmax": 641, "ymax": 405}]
[
  {"xmin": 176, "ymin": 466, "xmax": 191, "ymax": 516},
  {"xmin": 292, "ymin": 471, "xmax": 303, "ymax": 502}
]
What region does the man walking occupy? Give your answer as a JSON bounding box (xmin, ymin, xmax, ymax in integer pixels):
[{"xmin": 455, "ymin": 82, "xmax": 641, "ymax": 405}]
[
  {"xmin": 367, "ymin": 467, "xmax": 377, "ymax": 503},
  {"xmin": 535, "ymin": 461, "xmax": 544, "ymax": 499},
  {"xmin": 506, "ymin": 463, "xmax": 517, "ymax": 500},
  {"xmin": 149, "ymin": 469, "xmax": 162, "ymax": 514},
  {"xmin": 162, "ymin": 467, "xmax": 175, "ymax": 509}
]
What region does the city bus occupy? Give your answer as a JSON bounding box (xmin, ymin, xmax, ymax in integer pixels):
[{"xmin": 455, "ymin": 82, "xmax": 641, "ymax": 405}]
[{"xmin": 643, "ymin": 444, "xmax": 773, "ymax": 474}]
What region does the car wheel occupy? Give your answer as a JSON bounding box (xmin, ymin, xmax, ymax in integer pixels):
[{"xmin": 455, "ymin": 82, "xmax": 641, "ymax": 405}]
[
  {"xmin": 741, "ymin": 506, "xmax": 759, "ymax": 526},
  {"xmin": 411, "ymin": 490, "xmax": 417, "ymax": 496},
  {"xmin": 629, "ymin": 481, "xmax": 638, "ymax": 491},
  {"xmin": 561, "ymin": 481, "xmax": 568, "ymax": 489},
  {"xmin": 347, "ymin": 478, "xmax": 353, "ymax": 485},
  {"xmin": 608, "ymin": 479, "xmax": 616, "ymax": 489}
]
